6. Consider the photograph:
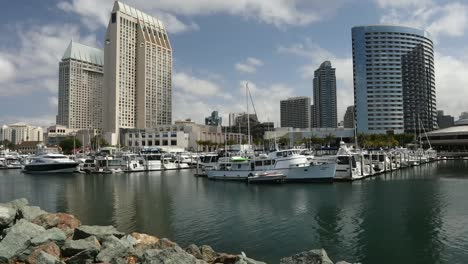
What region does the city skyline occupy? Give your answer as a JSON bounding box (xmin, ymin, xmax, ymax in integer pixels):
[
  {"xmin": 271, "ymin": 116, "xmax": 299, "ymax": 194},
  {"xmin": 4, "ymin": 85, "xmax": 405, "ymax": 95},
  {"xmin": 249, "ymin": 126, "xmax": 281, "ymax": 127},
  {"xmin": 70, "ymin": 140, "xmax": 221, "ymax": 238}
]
[{"xmin": 0, "ymin": 0, "xmax": 468, "ymax": 127}]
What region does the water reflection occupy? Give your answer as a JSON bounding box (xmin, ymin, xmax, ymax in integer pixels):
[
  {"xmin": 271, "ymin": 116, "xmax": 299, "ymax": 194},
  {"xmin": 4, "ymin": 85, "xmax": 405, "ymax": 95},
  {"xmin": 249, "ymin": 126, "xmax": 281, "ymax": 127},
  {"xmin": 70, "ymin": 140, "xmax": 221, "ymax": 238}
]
[{"xmin": 1, "ymin": 162, "xmax": 468, "ymax": 263}]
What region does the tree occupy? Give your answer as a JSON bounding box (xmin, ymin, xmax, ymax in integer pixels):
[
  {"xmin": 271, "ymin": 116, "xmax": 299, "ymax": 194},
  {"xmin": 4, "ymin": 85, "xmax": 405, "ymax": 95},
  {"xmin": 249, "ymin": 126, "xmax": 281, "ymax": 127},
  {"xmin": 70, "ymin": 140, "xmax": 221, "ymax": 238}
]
[
  {"xmin": 324, "ymin": 134, "xmax": 336, "ymax": 146},
  {"xmin": 277, "ymin": 136, "xmax": 288, "ymax": 148},
  {"xmin": 0, "ymin": 140, "xmax": 15, "ymax": 150},
  {"xmin": 91, "ymin": 136, "xmax": 109, "ymax": 149},
  {"xmin": 59, "ymin": 138, "xmax": 82, "ymax": 154}
]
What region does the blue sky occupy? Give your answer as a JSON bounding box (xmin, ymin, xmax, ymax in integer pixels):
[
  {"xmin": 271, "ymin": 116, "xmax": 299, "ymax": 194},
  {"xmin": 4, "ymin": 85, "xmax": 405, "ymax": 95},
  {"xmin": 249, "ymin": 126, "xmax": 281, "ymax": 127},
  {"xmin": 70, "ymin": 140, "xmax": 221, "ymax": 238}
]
[{"xmin": 1, "ymin": 0, "xmax": 467, "ymax": 127}]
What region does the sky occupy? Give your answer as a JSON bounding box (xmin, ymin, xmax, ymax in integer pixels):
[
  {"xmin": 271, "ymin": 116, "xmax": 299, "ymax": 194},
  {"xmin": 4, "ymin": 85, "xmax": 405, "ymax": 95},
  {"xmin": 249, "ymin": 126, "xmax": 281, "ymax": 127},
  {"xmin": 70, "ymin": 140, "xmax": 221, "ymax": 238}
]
[{"xmin": 0, "ymin": 0, "xmax": 468, "ymax": 127}]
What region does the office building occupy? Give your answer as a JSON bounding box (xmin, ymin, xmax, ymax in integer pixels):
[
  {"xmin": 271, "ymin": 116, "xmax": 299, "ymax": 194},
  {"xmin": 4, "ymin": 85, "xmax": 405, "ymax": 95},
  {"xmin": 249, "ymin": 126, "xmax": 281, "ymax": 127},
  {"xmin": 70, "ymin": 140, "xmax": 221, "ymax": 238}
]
[
  {"xmin": 205, "ymin": 111, "xmax": 222, "ymax": 126},
  {"xmin": 311, "ymin": 105, "xmax": 316, "ymax": 128},
  {"xmin": 313, "ymin": 61, "xmax": 337, "ymax": 128},
  {"xmin": 280, "ymin": 97, "xmax": 311, "ymax": 129},
  {"xmin": 1, "ymin": 123, "xmax": 43, "ymax": 145},
  {"xmin": 437, "ymin": 110, "xmax": 454, "ymax": 129},
  {"xmin": 344, "ymin": 106, "xmax": 355, "ymax": 128},
  {"xmin": 103, "ymin": 1, "xmax": 172, "ymax": 145},
  {"xmin": 352, "ymin": 25, "xmax": 436, "ymax": 134},
  {"xmin": 57, "ymin": 41, "xmax": 104, "ymax": 130}
]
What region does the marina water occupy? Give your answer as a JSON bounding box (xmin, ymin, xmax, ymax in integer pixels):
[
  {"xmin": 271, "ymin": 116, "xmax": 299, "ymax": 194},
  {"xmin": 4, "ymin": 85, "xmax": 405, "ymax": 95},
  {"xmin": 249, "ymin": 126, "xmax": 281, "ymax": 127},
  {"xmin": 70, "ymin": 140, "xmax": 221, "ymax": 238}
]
[{"xmin": 1, "ymin": 160, "xmax": 468, "ymax": 263}]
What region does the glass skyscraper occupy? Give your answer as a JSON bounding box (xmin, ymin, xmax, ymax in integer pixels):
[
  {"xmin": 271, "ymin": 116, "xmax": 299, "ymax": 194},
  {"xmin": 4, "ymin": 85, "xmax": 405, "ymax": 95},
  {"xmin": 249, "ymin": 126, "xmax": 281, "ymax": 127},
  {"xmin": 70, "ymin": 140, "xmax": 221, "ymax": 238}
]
[
  {"xmin": 352, "ymin": 25, "xmax": 436, "ymax": 134},
  {"xmin": 313, "ymin": 61, "xmax": 337, "ymax": 128}
]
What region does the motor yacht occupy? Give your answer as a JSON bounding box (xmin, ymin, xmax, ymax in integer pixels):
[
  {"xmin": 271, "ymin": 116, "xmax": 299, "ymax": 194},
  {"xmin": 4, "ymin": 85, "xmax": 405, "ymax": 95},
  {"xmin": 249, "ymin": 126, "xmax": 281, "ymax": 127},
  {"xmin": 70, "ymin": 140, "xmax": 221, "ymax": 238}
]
[{"xmin": 23, "ymin": 153, "xmax": 79, "ymax": 173}]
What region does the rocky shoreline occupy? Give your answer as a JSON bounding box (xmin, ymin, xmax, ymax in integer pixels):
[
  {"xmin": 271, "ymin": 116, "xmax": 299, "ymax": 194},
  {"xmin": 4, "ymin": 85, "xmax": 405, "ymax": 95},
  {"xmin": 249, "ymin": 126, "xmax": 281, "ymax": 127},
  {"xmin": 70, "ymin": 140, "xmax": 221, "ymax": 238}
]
[{"xmin": 0, "ymin": 198, "xmax": 356, "ymax": 264}]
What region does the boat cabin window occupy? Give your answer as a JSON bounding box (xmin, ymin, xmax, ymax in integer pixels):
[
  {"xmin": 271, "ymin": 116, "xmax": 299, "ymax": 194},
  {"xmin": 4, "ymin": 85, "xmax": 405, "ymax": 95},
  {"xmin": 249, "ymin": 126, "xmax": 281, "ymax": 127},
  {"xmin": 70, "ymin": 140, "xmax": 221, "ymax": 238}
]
[
  {"xmin": 337, "ymin": 156, "xmax": 350, "ymax": 165},
  {"xmin": 264, "ymin": 160, "xmax": 272, "ymax": 166},
  {"xmin": 276, "ymin": 152, "xmax": 283, "ymax": 157},
  {"xmin": 255, "ymin": 161, "xmax": 263, "ymax": 167}
]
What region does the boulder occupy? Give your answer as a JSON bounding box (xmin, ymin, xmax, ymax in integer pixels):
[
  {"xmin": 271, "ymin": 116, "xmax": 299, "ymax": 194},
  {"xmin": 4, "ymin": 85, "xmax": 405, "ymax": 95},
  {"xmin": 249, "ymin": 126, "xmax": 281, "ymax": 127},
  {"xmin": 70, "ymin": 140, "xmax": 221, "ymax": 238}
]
[
  {"xmin": 62, "ymin": 236, "xmax": 101, "ymax": 257},
  {"xmin": 25, "ymin": 242, "xmax": 61, "ymax": 264},
  {"xmin": 200, "ymin": 245, "xmax": 217, "ymax": 263},
  {"xmin": 142, "ymin": 246, "xmax": 208, "ymax": 264},
  {"xmin": 130, "ymin": 232, "xmax": 159, "ymax": 247},
  {"xmin": 185, "ymin": 244, "xmax": 202, "ymax": 259},
  {"xmin": 30, "ymin": 228, "xmax": 67, "ymax": 246},
  {"xmin": 279, "ymin": 249, "xmax": 333, "ymax": 264},
  {"xmin": 64, "ymin": 249, "xmax": 98, "ymax": 264},
  {"xmin": 73, "ymin": 225, "xmax": 124, "ymax": 241},
  {"xmin": 95, "ymin": 235, "xmax": 134, "ymax": 263},
  {"xmin": 156, "ymin": 238, "xmax": 177, "ymax": 249},
  {"xmin": 36, "ymin": 251, "xmax": 64, "ymax": 264},
  {"xmin": 3, "ymin": 198, "xmax": 29, "ymax": 210},
  {"xmin": 0, "ymin": 219, "xmax": 46, "ymax": 261},
  {"xmin": 213, "ymin": 253, "xmax": 238, "ymax": 264},
  {"xmin": 20, "ymin": 206, "xmax": 47, "ymax": 221},
  {"xmin": 32, "ymin": 213, "xmax": 81, "ymax": 236},
  {"xmin": 0, "ymin": 205, "xmax": 16, "ymax": 227}
]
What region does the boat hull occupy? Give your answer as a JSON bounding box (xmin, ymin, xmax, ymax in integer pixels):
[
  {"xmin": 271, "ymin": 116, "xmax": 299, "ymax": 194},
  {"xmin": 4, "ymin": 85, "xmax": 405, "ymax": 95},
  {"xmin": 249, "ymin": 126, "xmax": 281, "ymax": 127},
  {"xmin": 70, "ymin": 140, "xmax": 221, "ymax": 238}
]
[{"xmin": 23, "ymin": 163, "xmax": 79, "ymax": 173}]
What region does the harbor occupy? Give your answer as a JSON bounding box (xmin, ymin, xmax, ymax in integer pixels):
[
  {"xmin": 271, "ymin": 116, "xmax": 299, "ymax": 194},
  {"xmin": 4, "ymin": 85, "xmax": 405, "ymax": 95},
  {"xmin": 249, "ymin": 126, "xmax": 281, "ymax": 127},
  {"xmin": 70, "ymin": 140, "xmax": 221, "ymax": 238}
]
[{"xmin": 1, "ymin": 160, "xmax": 467, "ymax": 263}]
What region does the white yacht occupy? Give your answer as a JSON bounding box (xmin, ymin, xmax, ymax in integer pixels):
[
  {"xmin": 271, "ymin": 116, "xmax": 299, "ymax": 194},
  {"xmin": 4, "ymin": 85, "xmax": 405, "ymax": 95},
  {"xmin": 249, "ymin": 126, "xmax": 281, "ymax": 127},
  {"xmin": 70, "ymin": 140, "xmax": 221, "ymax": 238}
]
[
  {"xmin": 23, "ymin": 153, "xmax": 79, "ymax": 173},
  {"xmin": 206, "ymin": 149, "xmax": 336, "ymax": 182},
  {"xmin": 162, "ymin": 155, "xmax": 178, "ymax": 170},
  {"xmin": 140, "ymin": 148, "xmax": 163, "ymax": 171},
  {"xmin": 333, "ymin": 142, "xmax": 371, "ymax": 181},
  {"xmin": 117, "ymin": 153, "xmax": 145, "ymax": 172},
  {"xmin": 94, "ymin": 157, "xmax": 123, "ymax": 174}
]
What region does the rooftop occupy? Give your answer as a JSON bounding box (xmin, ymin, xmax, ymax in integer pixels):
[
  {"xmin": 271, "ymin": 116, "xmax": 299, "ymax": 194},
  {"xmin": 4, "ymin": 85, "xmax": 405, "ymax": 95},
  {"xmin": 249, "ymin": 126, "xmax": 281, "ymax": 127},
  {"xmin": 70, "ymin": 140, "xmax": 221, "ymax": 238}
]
[
  {"xmin": 426, "ymin": 126, "xmax": 468, "ymax": 136},
  {"xmin": 62, "ymin": 41, "xmax": 104, "ymax": 66},
  {"xmin": 114, "ymin": 1, "xmax": 166, "ymax": 31}
]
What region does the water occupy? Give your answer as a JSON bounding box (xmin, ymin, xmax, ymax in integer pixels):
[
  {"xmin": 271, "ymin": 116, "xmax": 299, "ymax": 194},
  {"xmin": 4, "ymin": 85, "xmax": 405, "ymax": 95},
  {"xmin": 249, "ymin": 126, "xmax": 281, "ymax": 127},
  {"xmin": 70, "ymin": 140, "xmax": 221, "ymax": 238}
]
[{"xmin": 1, "ymin": 161, "xmax": 468, "ymax": 263}]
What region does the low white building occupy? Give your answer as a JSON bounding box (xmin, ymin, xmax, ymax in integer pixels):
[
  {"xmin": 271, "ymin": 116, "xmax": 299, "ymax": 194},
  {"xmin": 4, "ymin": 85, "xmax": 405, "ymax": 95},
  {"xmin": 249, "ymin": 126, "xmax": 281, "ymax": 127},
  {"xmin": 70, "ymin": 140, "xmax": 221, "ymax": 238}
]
[
  {"xmin": 1, "ymin": 123, "xmax": 43, "ymax": 145},
  {"xmin": 45, "ymin": 125, "xmax": 101, "ymax": 148}
]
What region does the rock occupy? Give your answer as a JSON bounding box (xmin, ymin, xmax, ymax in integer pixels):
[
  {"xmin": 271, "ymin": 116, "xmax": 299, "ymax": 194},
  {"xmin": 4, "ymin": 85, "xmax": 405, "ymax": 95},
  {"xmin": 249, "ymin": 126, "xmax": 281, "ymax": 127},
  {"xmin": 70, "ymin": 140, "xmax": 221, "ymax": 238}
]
[
  {"xmin": 185, "ymin": 244, "xmax": 202, "ymax": 259},
  {"xmin": 25, "ymin": 242, "xmax": 61, "ymax": 264},
  {"xmin": 36, "ymin": 251, "xmax": 64, "ymax": 264},
  {"xmin": 73, "ymin": 225, "xmax": 124, "ymax": 241},
  {"xmin": 234, "ymin": 255, "xmax": 266, "ymax": 264},
  {"xmin": 3, "ymin": 198, "xmax": 29, "ymax": 210},
  {"xmin": 62, "ymin": 236, "xmax": 101, "ymax": 257},
  {"xmin": 32, "ymin": 213, "xmax": 81, "ymax": 236},
  {"xmin": 95, "ymin": 235, "xmax": 134, "ymax": 263},
  {"xmin": 156, "ymin": 238, "xmax": 177, "ymax": 249},
  {"xmin": 130, "ymin": 232, "xmax": 159, "ymax": 247},
  {"xmin": 30, "ymin": 228, "xmax": 67, "ymax": 246},
  {"xmin": 20, "ymin": 206, "xmax": 47, "ymax": 221},
  {"xmin": 143, "ymin": 246, "xmax": 207, "ymax": 264},
  {"xmin": 0, "ymin": 219, "xmax": 46, "ymax": 261},
  {"xmin": 200, "ymin": 245, "xmax": 217, "ymax": 263},
  {"xmin": 0, "ymin": 205, "xmax": 16, "ymax": 227},
  {"xmin": 279, "ymin": 249, "xmax": 333, "ymax": 264},
  {"xmin": 213, "ymin": 253, "xmax": 238, "ymax": 264},
  {"xmin": 64, "ymin": 249, "xmax": 97, "ymax": 264}
]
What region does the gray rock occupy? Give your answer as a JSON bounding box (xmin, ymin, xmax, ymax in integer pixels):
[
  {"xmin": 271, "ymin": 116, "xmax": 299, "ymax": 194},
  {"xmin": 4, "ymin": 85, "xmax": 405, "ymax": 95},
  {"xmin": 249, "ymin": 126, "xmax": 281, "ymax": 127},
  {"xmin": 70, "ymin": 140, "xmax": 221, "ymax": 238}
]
[
  {"xmin": 73, "ymin": 225, "xmax": 125, "ymax": 241},
  {"xmin": 235, "ymin": 255, "xmax": 267, "ymax": 264},
  {"xmin": 0, "ymin": 205, "xmax": 16, "ymax": 227},
  {"xmin": 2, "ymin": 198, "xmax": 29, "ymax": 210},
  {"xmin": 185, "ymin": 244, "xmax": 202, "ymax": 259},
  {"xmin": 30, "ymin": 227, "xmax": 67, "ymax": 246},
  {"xmin": 62, "ymin": 236, "xmax": 101, "ymax": 257},
  {"xmin": 143, "ymin": 246, "xmax": 208, "ymax": 264},
  {"xmin": 120, "ymin": 234, "xmax": 138, "ymax": 247},
  {"xmin": 36, "ymin": 251, "xmax": 64, "ymax": 264},
  {"xmin": 280, "ymin": 249, "xmax": 333, "ymax": 264},
  {"xmin": 0, "ymin": 219, "xmax": 46, "ymax": 261},
  {"xmin": 65, "ymin": 249, "xmax": 97, "ymax": 264},
  {"xmin": 200, "ymin": 245, "xmax": 217, "ymax": 263},
  {"xmin": 20, "ymin": 205, "xmax": 47, "ymax": 221},
  {"xmin": 96, "ymin": 235, "xmax": 134, "ymax": 263}
]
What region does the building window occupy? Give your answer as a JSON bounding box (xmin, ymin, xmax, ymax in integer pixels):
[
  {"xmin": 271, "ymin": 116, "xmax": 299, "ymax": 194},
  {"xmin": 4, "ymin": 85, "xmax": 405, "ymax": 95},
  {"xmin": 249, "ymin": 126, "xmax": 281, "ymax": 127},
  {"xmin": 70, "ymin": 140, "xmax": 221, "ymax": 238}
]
[
  {"xmin": 171, "ymin": 140, "xmax": 177, "ymax": 146},
  {"xmin": 111, "ymin": 13, "xmax": 116, "ymax": 23},
  {"xmin": 163, "ymin": 140, "xmax": 168, "ymax": 146}
]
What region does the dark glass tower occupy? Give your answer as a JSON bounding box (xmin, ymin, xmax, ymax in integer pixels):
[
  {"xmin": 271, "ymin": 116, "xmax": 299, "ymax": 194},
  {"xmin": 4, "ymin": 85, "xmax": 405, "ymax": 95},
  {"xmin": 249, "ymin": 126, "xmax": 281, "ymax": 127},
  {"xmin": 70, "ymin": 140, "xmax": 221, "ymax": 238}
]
[{"xmin": 313, "ymin": 61, "xmax": 337, "ymax": 128}]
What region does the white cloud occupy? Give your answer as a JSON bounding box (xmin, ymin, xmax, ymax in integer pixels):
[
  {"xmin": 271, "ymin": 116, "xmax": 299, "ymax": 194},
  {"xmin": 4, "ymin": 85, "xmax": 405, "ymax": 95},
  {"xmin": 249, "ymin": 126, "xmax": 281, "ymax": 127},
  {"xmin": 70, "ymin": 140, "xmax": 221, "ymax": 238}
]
[
  {"xmin": 0, "ymin": 23, "xmax": 98, "ymax": 97},
  {"xmin": 235, "ymin": 57, "xmax": 264, "ymax": 74},
  {"xmin": 377, "ymin": 1, "xmax": 468, "ymax": 40},
  {"xmin": 277, "ymin": 41, "xmax": 353, "ymax": 120},
  {"xmin": 57, "ymin": 0, "xmax": 345, "ymax": 32},
  {"xmin": 435, "ymin": 52, "xmax": 468, "ymax": 118},
  {"xmin": 0, "ymin": 114, "xmax": 56, "ymax": 127},
  {"xmin": 173, "ymin": 72, "xmax": 222, "ymax": 96}
]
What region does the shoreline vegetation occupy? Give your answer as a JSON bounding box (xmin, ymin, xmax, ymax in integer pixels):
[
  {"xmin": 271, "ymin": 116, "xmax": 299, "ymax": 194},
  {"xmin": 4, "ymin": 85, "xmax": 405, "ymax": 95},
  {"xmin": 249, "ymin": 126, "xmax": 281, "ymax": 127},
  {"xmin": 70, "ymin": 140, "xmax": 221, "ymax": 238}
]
[{"xmin": 0, "ymin": 198, "xmax": 356, "ymax": 264}]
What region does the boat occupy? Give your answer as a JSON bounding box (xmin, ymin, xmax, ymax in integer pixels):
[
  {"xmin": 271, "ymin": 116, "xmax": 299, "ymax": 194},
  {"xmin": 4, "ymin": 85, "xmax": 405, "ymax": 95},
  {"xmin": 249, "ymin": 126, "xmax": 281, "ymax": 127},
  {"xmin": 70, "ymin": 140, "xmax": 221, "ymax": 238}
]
[
  {"xmin": 23, "ymin": 153, "xmax": 79, "ymax": 173},
  {"xmin": 247, "ymin": 171, "xmax": 285, "ymax": 183},
  {"xmin": 162, "ymin": 155, "xmax": 178, "ymax": 170},
  {"xmin": 117, "ymin": 152, "xmax": 145, "ymax": 172},
  {"xmin": 140, "ymin": 148, "xmax": 163, "ymax": 171},
  {"xmin": 333, "ymin": 142, "xmax": 371, "ymax": 181},
  {"xmin": 94, "ymin": 157, "xmax": 123, "ymax": 174}
]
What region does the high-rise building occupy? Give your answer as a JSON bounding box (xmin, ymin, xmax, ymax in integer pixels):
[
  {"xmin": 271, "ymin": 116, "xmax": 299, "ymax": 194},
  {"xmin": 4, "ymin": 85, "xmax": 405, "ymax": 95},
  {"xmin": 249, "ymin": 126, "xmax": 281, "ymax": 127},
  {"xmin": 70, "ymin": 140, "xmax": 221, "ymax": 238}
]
[
  {"xmin": 310, "ymin": 105, "xmax": 316, "ymax": 128},
  {"xmin": 436, "ymin": 110, "xmax": 454, "ymax": 129},
  {"xmin": 205, "ymin": 111, "xmax": 222, "ymax": 126},
  {"xmin": 352, "ymin": 25, "xmax": 436, "ymax": 134},
  {"xmin": 344, "ymin": 106, "xmax": 355, "ymax": 128},
  {"xmin": 280, "ymin": 97, "xmax": 311, "ymax": 129},
  {"xmin": 57, "ymin": 41, "xmax": 104, "ymax": 130},
  {"xmin": 313, "ymin": 61, "xmax": 337, "ymax": 128},
  {"xmin": 103, "ymin": 1, "xmax": 172, "ymax": 144}
]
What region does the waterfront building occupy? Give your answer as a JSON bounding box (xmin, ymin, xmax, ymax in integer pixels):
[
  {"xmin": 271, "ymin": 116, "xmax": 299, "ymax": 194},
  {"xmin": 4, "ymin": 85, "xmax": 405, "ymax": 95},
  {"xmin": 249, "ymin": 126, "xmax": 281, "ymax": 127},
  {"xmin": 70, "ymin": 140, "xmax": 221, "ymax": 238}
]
[
  {"xmin": 344, "ymin": 106, "xmax": 355, "ymax": 128},
  {"xmin": 460, "ymin": 112, "xmax": 468, "ymax": 120},
  {"xmin": 1, "ymin": 123, "xmax": 43, "ymax": 145},
  {"xmin": 311, "ymin": 105, "xmax": 316, "ymax": 128},
  {"xmin": 352, "ymin": 25, "xmax": 436, "ymax": 134},
  {"xmin": 313, "ymin": 61, "xmax": 337, "ymax": 128},
  {"xmin": 103, "ymin": 1, "xmax": 172, "ymax": 145},
  {"xmin": 228, "ymin": 113, "xmax": 245, "ymax": 127},
  {"xmin": 427, "ymin": 126, "xmax": 468, "ymax": 155},
  {"xmin": 205, "ymin": 111, "xmax": 222, "ymax": 126},
  {"xmin": 437, "ymin": 110, "xmax": 454, "ymax": 129},
  {"xmin": 280, "ymin": 97, "xmax": 311, "ymax": 129},
  {"xmin": 121, "ymin": 119, "xmax": 249, "ymax": 152},
  {"xmin": 15, "ymin": 141, "xmax": 43, "ymax": 154},
  {"xmin": 44, "ymin": 125, "xmax": 100, "ymax": 148},
  {"xmin": 57, "ymin": 41, "xmax": 104, "ymax": 130}
]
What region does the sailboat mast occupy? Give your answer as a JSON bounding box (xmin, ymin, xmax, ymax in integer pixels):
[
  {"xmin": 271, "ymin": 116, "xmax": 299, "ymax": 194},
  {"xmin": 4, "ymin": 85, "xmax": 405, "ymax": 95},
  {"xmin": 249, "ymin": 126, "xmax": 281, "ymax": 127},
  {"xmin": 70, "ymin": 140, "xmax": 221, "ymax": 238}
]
[{"xmin": 246, "ymin": 83, "xmax": 251, "ymax": 147}]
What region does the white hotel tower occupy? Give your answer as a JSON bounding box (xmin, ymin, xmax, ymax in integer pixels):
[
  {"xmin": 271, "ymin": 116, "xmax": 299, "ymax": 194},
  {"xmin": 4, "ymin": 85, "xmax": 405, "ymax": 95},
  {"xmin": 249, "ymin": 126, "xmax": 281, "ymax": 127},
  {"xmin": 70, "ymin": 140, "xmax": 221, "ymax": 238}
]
[{"xmin": 103, "ymin": 1, "xmax": 172, "ymax": 144}]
